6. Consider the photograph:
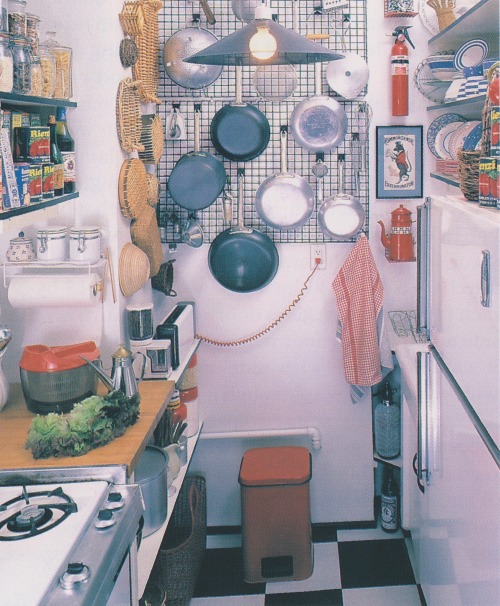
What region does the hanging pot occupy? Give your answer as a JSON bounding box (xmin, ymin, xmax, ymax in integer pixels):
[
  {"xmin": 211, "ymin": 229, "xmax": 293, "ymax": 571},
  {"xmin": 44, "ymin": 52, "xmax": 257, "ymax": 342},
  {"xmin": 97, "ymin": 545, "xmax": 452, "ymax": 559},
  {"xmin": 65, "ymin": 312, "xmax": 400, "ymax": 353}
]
[
  {"xmin": 163, "ymin": 16, "xmax": 223, "ymax": 90},
  {"xmin": 210, "ymin": 65, "xmax": 270, "ymax": 162},
  {"xmin": 255, "ymin": 126, "xmax": 315, "ymax": 230},
  {"xmin": 290, "ymin": 63, "xmax": 348, "ymax": 152},
  {"xmin": 208, "ymin": 169, "xmax": 279, "ymax": 293},
  {"xmin": 318, "ymin": 155, "xmax": 365, "ymax": 241},
  {"xmin": 167, "ymin": 104, "xmax": 227, "ymax": 211}
]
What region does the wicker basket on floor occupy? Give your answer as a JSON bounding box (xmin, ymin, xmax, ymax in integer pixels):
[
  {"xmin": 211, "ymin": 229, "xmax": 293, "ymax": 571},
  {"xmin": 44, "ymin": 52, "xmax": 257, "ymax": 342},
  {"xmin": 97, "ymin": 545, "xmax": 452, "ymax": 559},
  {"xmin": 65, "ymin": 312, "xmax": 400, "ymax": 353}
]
[
  {"xmin": 151, "ymin": 476, "xmax": 207, "ymax": 606},
  {"xmin": 458, "ymin": 149, "xmax": 480, "ymax": 201}
]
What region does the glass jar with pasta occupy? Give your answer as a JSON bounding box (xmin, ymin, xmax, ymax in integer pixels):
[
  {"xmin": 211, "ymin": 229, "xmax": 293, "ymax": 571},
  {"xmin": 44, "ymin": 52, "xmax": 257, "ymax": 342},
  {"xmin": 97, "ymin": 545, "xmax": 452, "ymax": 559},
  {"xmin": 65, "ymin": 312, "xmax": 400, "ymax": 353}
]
[
  {"xmin": 40, "ymin": 31, "xmax": 72, "ymax": 99},
  {"xmin": 39, "ymin": 44, "xmax": 55, "ymax": 97},
  {"xmin": 0, "ymin": 32, "xmax": 13, "ymax": 92}
]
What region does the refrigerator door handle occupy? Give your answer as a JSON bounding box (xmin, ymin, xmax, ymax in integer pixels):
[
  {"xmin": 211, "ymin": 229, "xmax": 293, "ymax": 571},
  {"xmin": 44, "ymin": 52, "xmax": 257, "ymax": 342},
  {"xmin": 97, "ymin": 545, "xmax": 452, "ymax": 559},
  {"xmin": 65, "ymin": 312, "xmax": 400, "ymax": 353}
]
[
  {"xmin": 417, "ymin": 351, "xmax": 432, "ymax": 486},
  {"xmin": 481, "ymin": 250, "xmax": 491, "ymax": 308},
  {"xmin": 417, "ymin": 200, "xmax": 430, "ymax": 337},
  {"xmin": 412, "ymin": 453, "xmax": 425, "ymax": 493}
]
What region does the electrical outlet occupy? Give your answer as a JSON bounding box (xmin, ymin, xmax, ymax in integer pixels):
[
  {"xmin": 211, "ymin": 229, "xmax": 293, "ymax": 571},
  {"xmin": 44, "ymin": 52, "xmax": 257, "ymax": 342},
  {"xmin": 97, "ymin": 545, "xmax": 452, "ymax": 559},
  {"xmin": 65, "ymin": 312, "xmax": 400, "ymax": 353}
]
[{"xmin": 310, "ymin": 245, "xmax": 326, "ymax": 269}]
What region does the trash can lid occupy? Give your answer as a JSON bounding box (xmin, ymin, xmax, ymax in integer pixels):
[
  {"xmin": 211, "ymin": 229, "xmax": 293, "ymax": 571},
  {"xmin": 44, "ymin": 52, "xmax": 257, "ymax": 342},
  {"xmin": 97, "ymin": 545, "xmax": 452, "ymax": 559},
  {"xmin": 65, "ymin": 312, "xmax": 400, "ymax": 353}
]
[{"xmin": 239, "ymin": 446, "xmax": 311, "ymax": 486}]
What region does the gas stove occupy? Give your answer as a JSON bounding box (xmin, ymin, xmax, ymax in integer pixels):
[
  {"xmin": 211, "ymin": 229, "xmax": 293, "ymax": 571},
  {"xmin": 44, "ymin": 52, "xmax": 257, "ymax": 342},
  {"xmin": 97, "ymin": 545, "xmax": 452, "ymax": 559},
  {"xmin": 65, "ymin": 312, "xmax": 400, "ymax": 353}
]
[{"xmin": 0, "ymin": 479, "xmax": 144, "ymax": 606}]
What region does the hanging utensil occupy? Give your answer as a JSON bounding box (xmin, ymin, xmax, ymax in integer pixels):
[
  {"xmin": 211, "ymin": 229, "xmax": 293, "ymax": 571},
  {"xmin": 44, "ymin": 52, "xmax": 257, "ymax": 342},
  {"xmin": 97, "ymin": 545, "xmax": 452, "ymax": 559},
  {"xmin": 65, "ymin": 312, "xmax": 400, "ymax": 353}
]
[
  {"xmin": 357, "ymin": 102, "xmax": 372, "ymax": 172},
  {"xmin": 312, "ymin": 151, "xmax": 328, "ymax": 204},
  {"xmin": 290, "ymin": 62, "xmax": 348, "ymax": 153},
  {"xmin": 208, "ymin": 169, "xmax": 279, "ymax": 293},
  {"xmin": 231, "ymin": 0, "xmax": 260, "ymax": 23},
  {"xmin": 165, "ymin": 104, "xmax": 186, "ymax": 140},
  {"xmin": 255, "ymin": 126, "xmax": 315, "ymax": 230},
  {"xmin": 181, "ymin": 213, "xmax": 205, "ymax": 248},
  {"xmin": 198, "ymin": 0, "xmax": 216, "ymax": 25}
]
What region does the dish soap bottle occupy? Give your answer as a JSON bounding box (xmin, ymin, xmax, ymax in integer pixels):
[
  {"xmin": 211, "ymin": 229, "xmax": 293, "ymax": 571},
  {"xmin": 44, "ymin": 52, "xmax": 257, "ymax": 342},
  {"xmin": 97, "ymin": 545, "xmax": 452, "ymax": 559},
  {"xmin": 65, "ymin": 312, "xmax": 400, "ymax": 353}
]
[
  {"xmin": 381, "ymin": 465, "xmax": 399, "ymax": 532},
  {"xmin": 374, "ymin": 381, "xmax": 400, "ymax": 458}
]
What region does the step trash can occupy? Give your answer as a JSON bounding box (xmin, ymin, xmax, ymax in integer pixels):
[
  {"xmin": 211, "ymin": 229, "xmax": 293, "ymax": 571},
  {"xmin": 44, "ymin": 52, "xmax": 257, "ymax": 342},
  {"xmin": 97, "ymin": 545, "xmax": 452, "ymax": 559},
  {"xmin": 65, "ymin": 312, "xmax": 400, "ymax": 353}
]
[{"xmin": 239, "ymin": 446, "xmax": 313, "ymax": 584}]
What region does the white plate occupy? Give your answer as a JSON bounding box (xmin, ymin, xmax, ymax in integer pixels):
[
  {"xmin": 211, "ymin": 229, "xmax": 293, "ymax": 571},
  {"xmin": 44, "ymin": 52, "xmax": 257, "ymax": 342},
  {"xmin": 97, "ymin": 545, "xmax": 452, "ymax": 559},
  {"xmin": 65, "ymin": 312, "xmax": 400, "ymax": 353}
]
[
  {"xmin": 447, "ymin": 121, "xmax": 480, "ymax": 159},
  {"xmin": 453, "ymin": 39, "xmax": 489, "ymax": 70},
  {"xmin": 435, "ymin": 121, "xmax": 464, "ymax": 159}
]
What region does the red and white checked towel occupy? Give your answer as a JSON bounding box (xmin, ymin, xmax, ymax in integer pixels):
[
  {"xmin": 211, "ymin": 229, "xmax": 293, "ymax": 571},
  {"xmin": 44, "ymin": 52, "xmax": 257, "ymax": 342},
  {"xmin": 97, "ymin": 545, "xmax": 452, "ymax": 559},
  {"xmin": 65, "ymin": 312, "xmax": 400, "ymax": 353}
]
[{"xmin": 332, "ymin": 235, "xmax": 384, "ymax": 387}]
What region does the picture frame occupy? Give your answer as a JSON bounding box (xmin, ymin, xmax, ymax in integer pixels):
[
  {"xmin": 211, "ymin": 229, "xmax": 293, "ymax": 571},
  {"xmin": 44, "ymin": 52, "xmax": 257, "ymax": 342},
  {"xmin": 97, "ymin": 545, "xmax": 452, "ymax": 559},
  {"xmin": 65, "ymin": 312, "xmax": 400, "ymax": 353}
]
[{"xmin": 376, "ymin": 126, "xmax": 423, "ymax": 199}]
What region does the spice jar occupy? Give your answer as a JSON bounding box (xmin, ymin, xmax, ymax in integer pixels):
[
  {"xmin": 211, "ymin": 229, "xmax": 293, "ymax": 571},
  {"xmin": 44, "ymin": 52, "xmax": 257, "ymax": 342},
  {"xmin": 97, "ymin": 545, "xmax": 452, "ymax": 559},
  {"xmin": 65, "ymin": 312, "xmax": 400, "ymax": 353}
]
[
  {"xmin": 36, "ymin": 225, "xmax": 68, "ymax": 261},
  {"xmin": 39, "ymin": 44, "xmax": 55, "ymax": 97},
  {"xmin": 25, "ymin": 13, "xmax": 40, "ymax": 55},
  {"xmin": 8, "ymin": 0, "xmax": 26, "ymax": 36},
  {"xmin": 11, "ymin": 34, "xmax": 31, "ymax": 94},
  {"xmin": 40, "ymin": 31, "xmax": 72, "ymax": 99},
  {"xmin": 0, "ymin": 32, "xmax": 13, "ymax": 92}
]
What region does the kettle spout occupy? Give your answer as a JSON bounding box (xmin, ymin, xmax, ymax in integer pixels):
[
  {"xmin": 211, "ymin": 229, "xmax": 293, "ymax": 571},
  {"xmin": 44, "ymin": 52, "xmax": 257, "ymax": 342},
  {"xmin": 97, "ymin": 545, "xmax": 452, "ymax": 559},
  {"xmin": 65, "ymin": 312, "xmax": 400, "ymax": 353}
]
[
  {"xmin": 80, "ymin": 356, "xmax": 114, "ymax": 392},
  {"xmin": 378, "ymin": 220, "xmax": 391, "ymax": 250}
]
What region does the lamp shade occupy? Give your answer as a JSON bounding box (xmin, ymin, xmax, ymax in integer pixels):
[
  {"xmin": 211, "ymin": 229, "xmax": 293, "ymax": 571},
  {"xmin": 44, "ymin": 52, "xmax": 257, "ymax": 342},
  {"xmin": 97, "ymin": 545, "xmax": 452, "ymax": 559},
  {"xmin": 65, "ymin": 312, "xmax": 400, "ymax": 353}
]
[{"xmin": 183, "ymin": 18, "xmax": 344, "ymax": 66}]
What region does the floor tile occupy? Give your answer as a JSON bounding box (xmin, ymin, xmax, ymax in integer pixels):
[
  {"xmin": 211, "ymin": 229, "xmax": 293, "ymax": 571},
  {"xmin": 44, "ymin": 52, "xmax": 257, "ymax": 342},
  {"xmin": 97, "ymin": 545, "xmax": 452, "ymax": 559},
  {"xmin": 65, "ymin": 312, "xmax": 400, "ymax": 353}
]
[
  {"xmin": 265, "ymin": 589, "xmax": 343, "ymax": 605},
  {"xmin": 337, "ymin": 522, "xmax": 403, "ymax": 542},
  {"xmin": 266, "ymin": 542, "xmax": 341, "ymax": 594},
  {"xmin": 191, "ymin": 596, "xmax": 266, "ymax": 606},
  {"xmin": 193, "ymin": 547, "xmax": 265, "ymax": 597},
  {"xmin": 312, "ymin": 524, "xmax": 338, "ymax": 543},
  {"xmin": 342, "ymin": 584, "xmax": 422, "ymax": 606},
  {"xmin": 338, "ymin": 539, "xmax": 415, "ymax": 589},
  {"xmin": 207, "ymin": 533, "xmax": 242, "ymax": 549}
]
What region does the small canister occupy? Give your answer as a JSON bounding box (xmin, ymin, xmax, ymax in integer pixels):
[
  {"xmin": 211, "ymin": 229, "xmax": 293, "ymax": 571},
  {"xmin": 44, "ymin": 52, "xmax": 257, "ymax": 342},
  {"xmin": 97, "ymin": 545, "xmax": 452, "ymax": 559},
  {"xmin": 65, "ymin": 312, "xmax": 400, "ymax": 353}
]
[
  {"xmin": 69, "ymin": 226, "xmax": 101, "ymax": 263},
  {"xmin": 126, "ymin": 303, "xmax": 154, "ymax": 345},
  {"xmin": 179, "ymin": 386, "xmax": 199, "ymax": 437},
  {"xmin": 36, "ymin": 225, "xmax": 67, "ymax": 261},
  {"xmin": 6, "ymin": 231, "xmax": 35, "ymax": 262}
]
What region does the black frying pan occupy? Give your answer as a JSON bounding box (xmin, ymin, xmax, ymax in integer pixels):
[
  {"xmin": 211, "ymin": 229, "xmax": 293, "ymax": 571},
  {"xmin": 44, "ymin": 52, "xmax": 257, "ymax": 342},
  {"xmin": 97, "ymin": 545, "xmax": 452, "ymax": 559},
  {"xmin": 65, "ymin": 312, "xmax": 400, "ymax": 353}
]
[
  {"xmin": 210, "ymin": 66, "xmax": 270, "ymax": 162},
  {"xmin": 168, "ymin": 104, "xmax": 226, "ymax": 211},
  {"xmin": 209, "ymin": 169, "xmax": 278, "ymax": 293}
]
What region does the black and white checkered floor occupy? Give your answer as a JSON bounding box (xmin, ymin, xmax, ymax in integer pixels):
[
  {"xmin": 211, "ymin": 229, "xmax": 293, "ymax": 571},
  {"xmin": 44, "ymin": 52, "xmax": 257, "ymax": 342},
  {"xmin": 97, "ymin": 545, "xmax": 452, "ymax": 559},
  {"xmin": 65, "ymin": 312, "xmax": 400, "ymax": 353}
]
[{"xmin": 190, "ymin": 523, "xmax": 424, "ymax": 606}]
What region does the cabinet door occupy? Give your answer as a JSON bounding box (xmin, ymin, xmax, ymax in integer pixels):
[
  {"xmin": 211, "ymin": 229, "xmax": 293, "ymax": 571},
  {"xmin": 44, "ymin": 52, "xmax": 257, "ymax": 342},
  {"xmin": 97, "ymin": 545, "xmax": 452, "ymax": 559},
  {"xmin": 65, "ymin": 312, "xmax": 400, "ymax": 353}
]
[{"xmin": 418, "ymin": 358, "xmax": 500, "ymax": 605}]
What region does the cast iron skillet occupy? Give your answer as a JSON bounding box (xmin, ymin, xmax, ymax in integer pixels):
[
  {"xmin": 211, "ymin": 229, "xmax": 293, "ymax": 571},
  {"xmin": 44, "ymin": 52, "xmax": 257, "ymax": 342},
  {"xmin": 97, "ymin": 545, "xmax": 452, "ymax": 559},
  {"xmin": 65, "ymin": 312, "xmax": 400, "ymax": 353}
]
[
  {"xmin": 167, "ymin": 104, "xmax": 226, "ymax": 211},
  {"xmin": 209, "ymin": 168, "xmax": 279, "ymax": 292},
  {"xmin": 210, "ymin": 66, "xmax": 270, "ymax": 162}
]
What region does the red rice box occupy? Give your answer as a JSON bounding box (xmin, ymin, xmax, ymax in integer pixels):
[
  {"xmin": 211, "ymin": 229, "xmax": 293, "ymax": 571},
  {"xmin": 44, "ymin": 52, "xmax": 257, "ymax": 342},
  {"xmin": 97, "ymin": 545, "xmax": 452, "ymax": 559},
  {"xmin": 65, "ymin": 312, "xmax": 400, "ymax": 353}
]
[
  {"xmin": 29, "ymin": 164, "xmax": 43, "ymax": 203},
  {"xmin": 13, "ymin": 127, "xmax": 50, "ymax": 164},
  {"xmin": 490, "ymin": 106, "xmax": 500, "ymax": 157},
  {"xmin": 42, "ymin": 163, "xmax": 54, "ymax": 199},
  {"xmin": 478, "ymin": 157, "xmax": 498, "ymax": 208}
]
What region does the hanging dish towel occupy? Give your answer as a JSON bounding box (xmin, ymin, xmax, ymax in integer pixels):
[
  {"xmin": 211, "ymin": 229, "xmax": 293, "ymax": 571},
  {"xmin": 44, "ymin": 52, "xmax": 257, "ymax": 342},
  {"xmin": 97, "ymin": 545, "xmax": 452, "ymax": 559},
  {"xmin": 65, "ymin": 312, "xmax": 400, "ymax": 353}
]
[{"xmin": 332, "ymin": 235, "xmax": 393, "ymax": 403}]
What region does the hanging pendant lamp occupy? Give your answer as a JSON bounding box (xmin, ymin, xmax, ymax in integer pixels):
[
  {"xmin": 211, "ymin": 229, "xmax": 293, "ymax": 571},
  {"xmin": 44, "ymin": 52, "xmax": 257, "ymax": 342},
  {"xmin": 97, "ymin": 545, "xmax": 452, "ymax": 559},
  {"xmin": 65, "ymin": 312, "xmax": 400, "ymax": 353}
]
[{"xmin": 184, "ymin": 1, "xmax": 344, "ymax": 66}]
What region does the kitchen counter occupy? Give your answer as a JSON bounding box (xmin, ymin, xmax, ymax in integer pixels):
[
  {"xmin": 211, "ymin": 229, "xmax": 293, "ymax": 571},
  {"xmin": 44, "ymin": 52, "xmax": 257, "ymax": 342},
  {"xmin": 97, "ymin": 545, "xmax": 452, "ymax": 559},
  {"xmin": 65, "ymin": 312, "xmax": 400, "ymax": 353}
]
[{"xmin": 0, "ymin": 381, "xmax": 175, "ymax": 478}]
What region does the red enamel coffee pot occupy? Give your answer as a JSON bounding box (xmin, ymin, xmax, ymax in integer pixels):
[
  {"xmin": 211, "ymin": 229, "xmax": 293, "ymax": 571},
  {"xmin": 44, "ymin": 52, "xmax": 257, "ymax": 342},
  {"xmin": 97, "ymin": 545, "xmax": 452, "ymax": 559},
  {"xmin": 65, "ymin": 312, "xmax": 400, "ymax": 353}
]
[{"xmin": 378, "ymin": 204, "xmax": 415, "ymax": 262}]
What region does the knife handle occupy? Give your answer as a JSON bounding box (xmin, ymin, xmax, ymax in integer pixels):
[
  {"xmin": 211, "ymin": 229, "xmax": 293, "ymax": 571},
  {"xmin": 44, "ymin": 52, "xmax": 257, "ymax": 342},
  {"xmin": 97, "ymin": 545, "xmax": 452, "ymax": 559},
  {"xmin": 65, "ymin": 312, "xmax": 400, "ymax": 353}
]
[{"xmin": 199, "ymin": 0, "xmax": 216, "ymax": 25}]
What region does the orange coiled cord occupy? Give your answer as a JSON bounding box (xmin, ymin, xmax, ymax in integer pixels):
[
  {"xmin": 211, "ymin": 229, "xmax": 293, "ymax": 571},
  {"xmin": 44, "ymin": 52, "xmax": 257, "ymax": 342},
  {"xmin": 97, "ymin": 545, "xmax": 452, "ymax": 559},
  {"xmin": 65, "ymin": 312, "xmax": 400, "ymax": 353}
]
[{"xmin": 196, "ymin": 262, "xmax": 320, "ymax": 347}]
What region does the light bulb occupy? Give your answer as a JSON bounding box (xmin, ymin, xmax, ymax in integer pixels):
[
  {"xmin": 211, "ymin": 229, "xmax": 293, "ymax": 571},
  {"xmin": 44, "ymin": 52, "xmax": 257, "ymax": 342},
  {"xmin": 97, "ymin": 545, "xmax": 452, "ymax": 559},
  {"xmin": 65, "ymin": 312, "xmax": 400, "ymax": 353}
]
[{"xmin": 249, "ymin": 24, "xmax": 277, "ymax": 61}]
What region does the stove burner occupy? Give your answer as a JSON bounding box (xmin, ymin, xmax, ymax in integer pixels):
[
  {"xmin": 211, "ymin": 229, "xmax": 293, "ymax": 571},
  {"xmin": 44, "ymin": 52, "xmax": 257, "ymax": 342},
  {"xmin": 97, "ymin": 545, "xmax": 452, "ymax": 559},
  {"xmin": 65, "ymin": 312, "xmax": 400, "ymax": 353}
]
[{"xmin": 0, "ymin": 486, "xmax": 77, "ymax": 541}]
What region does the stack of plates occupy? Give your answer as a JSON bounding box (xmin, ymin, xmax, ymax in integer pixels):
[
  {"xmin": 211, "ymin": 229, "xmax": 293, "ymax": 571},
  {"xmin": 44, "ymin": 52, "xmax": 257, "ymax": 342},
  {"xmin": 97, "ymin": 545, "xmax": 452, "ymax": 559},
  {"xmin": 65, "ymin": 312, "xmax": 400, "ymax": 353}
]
[{"xmin": 427, "ymin": 113, "xmax": 467, "ymax": 159}]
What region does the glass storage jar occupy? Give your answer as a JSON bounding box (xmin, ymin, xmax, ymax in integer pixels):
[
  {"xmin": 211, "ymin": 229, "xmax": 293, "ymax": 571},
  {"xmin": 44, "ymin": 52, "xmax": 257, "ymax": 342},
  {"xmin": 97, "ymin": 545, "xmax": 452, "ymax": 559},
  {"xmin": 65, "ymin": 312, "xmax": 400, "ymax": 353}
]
[
  {"xmin": 40, "ymin": 31, "xmax": 72, "ymax": 99},
  {"xmin": 1, "ymin": 0, "xmax": 8, "ymax": 32},
  {"xmin": 0, "ymin": 32, "xmax": 13, "ymax": 92},
  {"xmin": 25, "ymin": 13, "xmax": 40, "ymax": 55},
  {"xmin": 39, "ymin": 44, "xmax": 55, "ymax": 97},
  {"xmin": 8, "ymin": 0, "xmax": 26, "ymax": 36},
  {"xmin": 29, "ymin": 52, "xmax": 42, "ymax": 96},
  {"xmin": 11, "ymin": 34, "xmax": 31, "ymax": 94}
]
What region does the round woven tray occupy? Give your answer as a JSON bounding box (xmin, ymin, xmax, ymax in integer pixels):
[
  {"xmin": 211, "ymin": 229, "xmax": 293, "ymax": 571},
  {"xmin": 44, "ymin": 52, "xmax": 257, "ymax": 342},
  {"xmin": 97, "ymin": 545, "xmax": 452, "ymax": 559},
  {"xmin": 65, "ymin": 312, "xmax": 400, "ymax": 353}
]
[
  {"xmin": 458, "ymin": 149, "xmax": 480, "ymax": 201},
  {"xmin": 116, "ymin": 78, "xmax": 145, "ymax": 153},
  {"xmin": 130, "ymin": 205, "xmax": 164, "ymax": 277},
  {"xmin": 118, "ymin": 242, "xmax": 151, "ymax": 297},
  {"xmin": 146, "ymin": 172, "xmax": 161, "ymax": 207},
  {"xmin": 139, "ymin": 114, "xmax": 164, "ymax": 164},
  {"xmin": 119, "ymin": 158, "xmax": 149, "ymax": 219}
]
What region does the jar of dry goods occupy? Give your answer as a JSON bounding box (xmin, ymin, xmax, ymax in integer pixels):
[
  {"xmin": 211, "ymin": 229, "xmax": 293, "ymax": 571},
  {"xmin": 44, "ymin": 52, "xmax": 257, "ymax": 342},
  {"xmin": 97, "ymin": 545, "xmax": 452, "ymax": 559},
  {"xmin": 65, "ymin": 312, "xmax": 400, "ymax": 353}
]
[
  {"xmin": 8, "ymin": 0, "xmax": 26, "ymax": 36},
  {"xmin": 1, "ymin": 0, "xmax": 8, "ymax": 32},
  {"xmin": 0, "ymin": 32, "xmax": 13, "ymax": 92},
  {"xmin": 40, "ymin": 31, "xmax": 72, "ymax": 99},
  {"xmin": 29, "ymin": 53, "xmax": 42, "ymax": 96},
  {"xmin": 26, "ymin": 13, "xmax": 40, "ymax": 55},
  {"xmin": 39, "ymin": 44, "xmax": 55, "ymax": 97},
  {"xmin": 11, "ymin": 34, "xmax": 31, "ymax": 94}
]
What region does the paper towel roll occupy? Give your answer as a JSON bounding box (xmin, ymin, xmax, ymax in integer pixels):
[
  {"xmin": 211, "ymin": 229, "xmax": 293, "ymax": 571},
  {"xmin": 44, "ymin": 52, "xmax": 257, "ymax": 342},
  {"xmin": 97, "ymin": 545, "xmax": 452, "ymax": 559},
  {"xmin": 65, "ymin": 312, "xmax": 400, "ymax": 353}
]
[{"xmin": 8, "ymin": 274, "xmax": 101, "ymax": 308}]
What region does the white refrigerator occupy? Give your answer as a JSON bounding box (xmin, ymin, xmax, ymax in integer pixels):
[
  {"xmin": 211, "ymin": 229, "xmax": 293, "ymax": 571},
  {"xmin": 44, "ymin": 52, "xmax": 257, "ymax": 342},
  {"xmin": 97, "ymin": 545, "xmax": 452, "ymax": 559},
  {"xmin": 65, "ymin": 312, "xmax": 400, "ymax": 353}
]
[{"xmin": 412, "ymin": 195, "xmax": 500, "ymax": 605}]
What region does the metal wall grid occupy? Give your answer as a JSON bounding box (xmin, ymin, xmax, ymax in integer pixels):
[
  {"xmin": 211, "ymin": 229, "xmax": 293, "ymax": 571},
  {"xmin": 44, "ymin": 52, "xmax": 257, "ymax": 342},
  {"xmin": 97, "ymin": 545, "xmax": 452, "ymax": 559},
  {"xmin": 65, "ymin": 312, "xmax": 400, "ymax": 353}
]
[{"xmin": 156, "ymin": 1, "xmax": 369, "ymax": 244}]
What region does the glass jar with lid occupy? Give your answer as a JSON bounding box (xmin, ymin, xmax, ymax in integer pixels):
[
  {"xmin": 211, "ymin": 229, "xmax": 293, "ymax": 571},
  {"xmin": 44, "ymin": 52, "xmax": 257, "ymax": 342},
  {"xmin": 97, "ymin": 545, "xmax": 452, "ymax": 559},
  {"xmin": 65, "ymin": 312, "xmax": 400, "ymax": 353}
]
[
  {"xmin": 26, "ymin": 13, "xmax": 40, "ymax": 55},
  {"xmin": 29, "ymin": 53, "xmax": 42, "ymax": 96},
  {"xmin": 40, "ymin": 31, "xmax": 72, "ymax": 99},
  {"xmin": 1, "ymin": 1, "xmax": 8, "ymax": 32},
  {"xmin": 11, "ymin": 34, "xmax": 31, "ymax": 94},
  {"xmin": 0, "ymin": 32, "xmax": 13, "ymax": 92},
  {"xmin": 39, "ymin": 44, "xmax": 55, "ymax": 97},
  {"xmin": 8, "ymin": 0, "xmax": 26, "ymax": 36}
]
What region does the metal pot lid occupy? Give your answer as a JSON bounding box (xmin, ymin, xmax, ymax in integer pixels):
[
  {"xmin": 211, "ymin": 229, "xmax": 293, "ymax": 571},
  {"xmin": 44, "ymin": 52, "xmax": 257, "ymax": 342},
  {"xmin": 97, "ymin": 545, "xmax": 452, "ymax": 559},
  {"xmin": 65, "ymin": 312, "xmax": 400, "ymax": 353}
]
[{"xmin": 163, "ymin": 26, "xmax": 223, "ymax": 89}]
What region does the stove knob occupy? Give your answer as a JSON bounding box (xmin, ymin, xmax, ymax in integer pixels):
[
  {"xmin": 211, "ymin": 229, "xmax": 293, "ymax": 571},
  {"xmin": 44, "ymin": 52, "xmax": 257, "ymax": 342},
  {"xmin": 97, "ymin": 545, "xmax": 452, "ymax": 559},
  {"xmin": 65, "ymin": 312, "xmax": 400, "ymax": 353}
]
[
  {"xmin": 60, "ymin": 562, "xmax": 90, "ymax": 590},
  {"xmin": 95, "ymin": 508, "xmax": 116, "ymax": 529},
  {"xmin": 107, "ymin": 491, "xmax": 125, "ymax": 510}
]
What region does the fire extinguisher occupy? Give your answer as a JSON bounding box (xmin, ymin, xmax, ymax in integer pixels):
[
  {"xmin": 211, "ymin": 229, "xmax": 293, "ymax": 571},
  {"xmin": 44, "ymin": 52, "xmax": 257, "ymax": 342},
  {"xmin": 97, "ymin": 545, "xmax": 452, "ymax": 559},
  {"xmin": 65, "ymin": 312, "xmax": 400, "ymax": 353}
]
[{"xmin": 391, "ymin": 26, "xmax": 415, "ymax": 117}]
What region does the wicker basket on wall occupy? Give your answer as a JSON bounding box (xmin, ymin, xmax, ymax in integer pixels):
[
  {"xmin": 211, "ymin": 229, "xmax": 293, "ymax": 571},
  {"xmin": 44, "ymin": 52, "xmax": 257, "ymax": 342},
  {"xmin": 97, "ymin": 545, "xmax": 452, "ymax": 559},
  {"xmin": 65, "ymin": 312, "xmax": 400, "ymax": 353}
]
[{"xmin": 132, "ymin": 0, "xmax": 162, "ymax": 104}]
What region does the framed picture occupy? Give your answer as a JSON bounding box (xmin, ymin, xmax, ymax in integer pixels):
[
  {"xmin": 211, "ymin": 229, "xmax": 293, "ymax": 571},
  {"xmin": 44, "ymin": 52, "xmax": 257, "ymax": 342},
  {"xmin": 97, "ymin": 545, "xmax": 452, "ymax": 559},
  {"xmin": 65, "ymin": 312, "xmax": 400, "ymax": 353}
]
[{"xmin": 376, "ymin": 126, "xmax": 423, "ymax": 198}]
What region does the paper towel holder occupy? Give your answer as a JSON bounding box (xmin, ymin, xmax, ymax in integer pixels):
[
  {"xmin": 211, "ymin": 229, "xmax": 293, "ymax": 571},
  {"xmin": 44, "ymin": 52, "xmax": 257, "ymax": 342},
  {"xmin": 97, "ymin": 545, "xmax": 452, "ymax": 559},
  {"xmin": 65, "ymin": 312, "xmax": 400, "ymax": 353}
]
[{"xmin": 2, "ymin": 259, "xmax": 106, "ymax": 288}]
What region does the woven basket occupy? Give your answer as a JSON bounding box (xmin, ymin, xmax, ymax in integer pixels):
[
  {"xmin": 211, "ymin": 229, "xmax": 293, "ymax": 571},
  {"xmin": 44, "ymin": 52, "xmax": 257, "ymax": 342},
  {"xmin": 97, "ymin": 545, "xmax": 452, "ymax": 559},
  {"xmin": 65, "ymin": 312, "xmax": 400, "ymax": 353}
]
[
  {"xmin": 119, "ymin": 1, "xmax": 145, "ymax": 36},
  {"xmin": 118, "ymin": 158, "xmax": 149, "ymax": 219},
  {"xmin": 458, "ymin": 149, "xmax": 480, "ymax": 201},
  {"xmin": 118, "ymin": 242, "xmax": 151, "ymax": 297},
  {"xmin": 132, "ymin": 0, "xmax": 162, "ymax": 104},
  {"xmin": 130, "ymin": 205, "xmax": 164, "ymax": 277},
  {"xmin": 139, "ymin": 114, "xmax": 165, "ymax": 164},
  {"xmin": 146, "ymin": 172, "xmax": 161, "ymax": 207},
  {"xmin": 116, "ymin": 78, "xmax": 145, "ymax": 153},
  {"xmin": 151, "ymin": 476, "xmax": 207, "ymax": 606}
]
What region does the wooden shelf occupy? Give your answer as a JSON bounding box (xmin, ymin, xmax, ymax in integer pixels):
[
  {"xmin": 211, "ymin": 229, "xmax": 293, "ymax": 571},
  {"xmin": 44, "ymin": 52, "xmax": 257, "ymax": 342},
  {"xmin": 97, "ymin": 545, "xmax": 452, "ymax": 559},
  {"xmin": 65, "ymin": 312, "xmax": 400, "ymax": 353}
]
[
  {"xmin": 0, "ymin": 192, "xmax": 79, "ymax": 221},
  {"xmin": 0, "ymin": 92, "xmax": 77, "ymax": 108},
  {"xmin": 427, "ymin": 95, "xmax": 486, "ymax": 119}
]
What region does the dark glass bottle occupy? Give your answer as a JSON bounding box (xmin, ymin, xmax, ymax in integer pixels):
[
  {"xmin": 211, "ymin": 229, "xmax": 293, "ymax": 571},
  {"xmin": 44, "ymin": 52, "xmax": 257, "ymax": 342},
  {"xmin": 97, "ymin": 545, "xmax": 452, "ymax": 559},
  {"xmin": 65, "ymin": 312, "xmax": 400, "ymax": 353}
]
[
  {"xmin": 55, "ymin": 106, "xmax": 75, "ymax": 194},
  {"xmin": 48, "ymin": 114, "xmax": 64, "ymax": 196},
  {"xmin": 381, "ymin": 466, "xmax": 399, "ymax": 532}
]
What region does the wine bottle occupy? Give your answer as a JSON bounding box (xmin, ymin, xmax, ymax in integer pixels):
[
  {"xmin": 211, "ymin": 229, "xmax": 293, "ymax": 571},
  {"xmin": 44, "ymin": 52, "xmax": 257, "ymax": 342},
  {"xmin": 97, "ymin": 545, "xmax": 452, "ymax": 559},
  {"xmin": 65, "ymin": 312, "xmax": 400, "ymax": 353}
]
[
  {"xmin": 48, "ymin": 115, "xmax": 64, "ymax": 196},
  {"xmin": 381, "ymin": 466, "xmax": 399, "ymax": 532},
  {"xmin": 55, "ymin": 106, "xmax": 75, "ymax": 194}
]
